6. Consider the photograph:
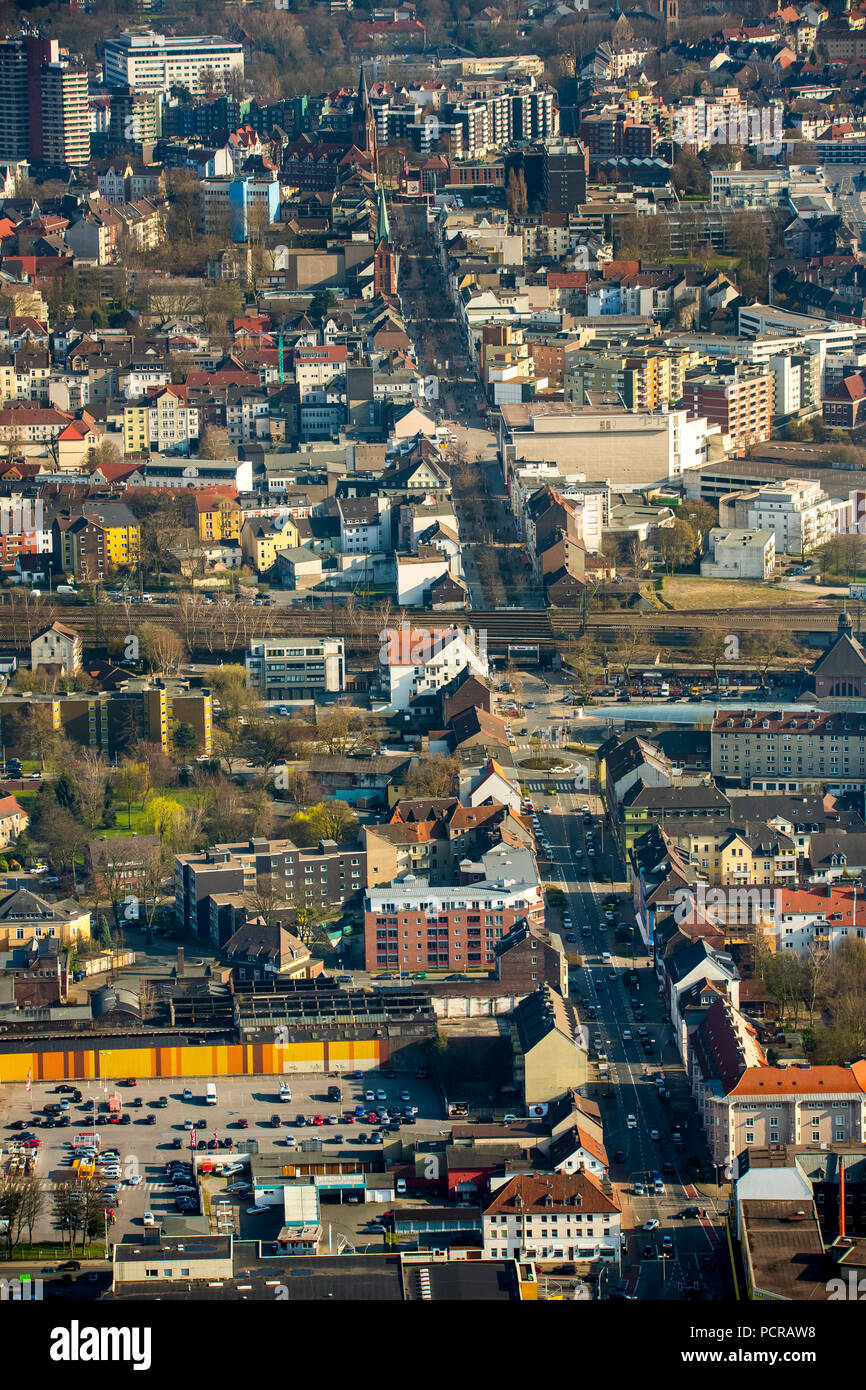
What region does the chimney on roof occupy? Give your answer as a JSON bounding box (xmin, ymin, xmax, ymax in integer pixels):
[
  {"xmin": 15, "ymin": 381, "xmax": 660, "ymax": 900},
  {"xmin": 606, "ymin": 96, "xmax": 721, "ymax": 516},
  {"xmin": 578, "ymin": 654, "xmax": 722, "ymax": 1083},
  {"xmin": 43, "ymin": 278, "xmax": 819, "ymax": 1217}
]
[{"xmin": 176, "ymin": 946, "xmax": 184, "ymax": 978}]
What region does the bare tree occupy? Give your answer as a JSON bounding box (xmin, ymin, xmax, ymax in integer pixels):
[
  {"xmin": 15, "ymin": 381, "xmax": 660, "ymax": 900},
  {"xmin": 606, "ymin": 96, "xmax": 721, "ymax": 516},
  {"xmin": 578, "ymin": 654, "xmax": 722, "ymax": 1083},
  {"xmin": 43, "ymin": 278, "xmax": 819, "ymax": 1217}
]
[
  {"xmin": 90, "ymin": 836, "xmax": 148, "ymax": 931},
  {"xmin": 314, "ymin": 704, "xmax": 376, "ymax": 756},
  {"xmin": 247, "ymin": 871, "xmax": 288, "ymax": 928},
  {"xmin": 402, "ymin": 756, "xmax": 460, "ymax": 798},
  {"xmin": 74, "ymin": 750, "xmax": 111, "ymax": 832},
  {"xmin": 139, "ymin": 622, "xmax": 187, "ymax": 676}
]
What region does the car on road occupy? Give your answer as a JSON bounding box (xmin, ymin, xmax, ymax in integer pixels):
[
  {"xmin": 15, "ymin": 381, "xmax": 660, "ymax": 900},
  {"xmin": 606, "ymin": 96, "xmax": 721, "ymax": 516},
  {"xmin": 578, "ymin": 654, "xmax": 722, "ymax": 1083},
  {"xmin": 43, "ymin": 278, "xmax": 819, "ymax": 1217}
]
[
  {"xmin": 626, "ymin": 1114, "xmax": 637, "ymax": 1129},
  {"xmin": 622, "ymin": 1029, "xmax": 632, "ymax": 1040},
  {"xmin": 58, "ymin": 1260, "xmax": 81, "ymax": 1271},
  {"xmin": 663, "ymin": 1161, "xmax": 675, "ymax": 1176},
  {"xmin": 650, "ymin": 1129, "xmax": 660, "ymax": 1142},
  {"xmin": 633, "ymin": 1181, "xmax": 645, "ymax": 1196},
  {"xmin": 643, "ymin": 1219, "xmax": 659, "ymax": 1232},
  {"xmin": 641, "ymin": 1245, "xmax": 656, "ymax": 1259}
]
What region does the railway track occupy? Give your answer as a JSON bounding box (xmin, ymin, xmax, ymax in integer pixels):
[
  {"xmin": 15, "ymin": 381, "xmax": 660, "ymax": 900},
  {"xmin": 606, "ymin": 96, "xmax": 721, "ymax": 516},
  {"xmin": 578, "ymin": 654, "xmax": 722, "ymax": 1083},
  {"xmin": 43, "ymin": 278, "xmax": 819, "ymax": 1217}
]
[{"xmin": 0, "ymin": 601, "xmax": 843, "ymax": 656}]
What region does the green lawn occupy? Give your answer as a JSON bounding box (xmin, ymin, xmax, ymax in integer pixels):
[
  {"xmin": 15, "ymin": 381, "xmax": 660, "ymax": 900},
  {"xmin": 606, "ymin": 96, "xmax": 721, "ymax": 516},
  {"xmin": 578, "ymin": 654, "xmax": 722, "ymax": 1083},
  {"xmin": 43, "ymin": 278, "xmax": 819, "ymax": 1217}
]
[
  {"xmin": 666, "ymin": 254, "xmax": 739, "ymax": 269},
  {"xmin": 102, "ymin": 787, "xmax": 203, "ymax": 836}
]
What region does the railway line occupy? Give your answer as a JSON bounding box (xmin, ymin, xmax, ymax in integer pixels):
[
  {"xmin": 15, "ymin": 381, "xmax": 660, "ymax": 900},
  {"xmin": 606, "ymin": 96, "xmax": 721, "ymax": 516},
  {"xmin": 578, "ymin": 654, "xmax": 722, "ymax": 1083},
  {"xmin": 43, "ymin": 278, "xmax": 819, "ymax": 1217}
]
[{"xmin": 0, "ymin": 599, "xmax": 845, "ymax": 657}]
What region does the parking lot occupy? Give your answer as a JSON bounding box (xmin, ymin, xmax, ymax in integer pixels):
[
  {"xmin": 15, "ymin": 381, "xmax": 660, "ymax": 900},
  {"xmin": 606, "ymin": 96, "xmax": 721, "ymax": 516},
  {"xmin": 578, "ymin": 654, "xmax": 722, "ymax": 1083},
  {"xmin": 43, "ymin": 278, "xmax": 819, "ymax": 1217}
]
[{"xmin": 1, "ymin": 1069, "xmax": 446, "ymax": 1244}]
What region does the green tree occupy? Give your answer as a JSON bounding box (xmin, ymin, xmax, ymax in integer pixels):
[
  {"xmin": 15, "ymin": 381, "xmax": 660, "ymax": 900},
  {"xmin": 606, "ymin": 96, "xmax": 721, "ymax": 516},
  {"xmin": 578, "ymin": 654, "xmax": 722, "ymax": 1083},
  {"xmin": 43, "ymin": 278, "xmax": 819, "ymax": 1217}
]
[
  {"xmin": 653, "ymin": 518, "xmax": 697, "ymax": 575},
  {"xmin": 308, "ymin": 289, "xmax": 336, "ymax": 322},
  {"xmin": 113, "ymin": 761, "xmax": 151, "ymax": 830},
  {"xmin": 306, "ymin": 800, "xmax": 359, "ymax": 844},
  {"xmin": 173, "ymin": 722, "xmax": 198, "ymax": 754},
  {"xmin": 55, "ymin": 771, "xmax": 80, "ymax": 815}
]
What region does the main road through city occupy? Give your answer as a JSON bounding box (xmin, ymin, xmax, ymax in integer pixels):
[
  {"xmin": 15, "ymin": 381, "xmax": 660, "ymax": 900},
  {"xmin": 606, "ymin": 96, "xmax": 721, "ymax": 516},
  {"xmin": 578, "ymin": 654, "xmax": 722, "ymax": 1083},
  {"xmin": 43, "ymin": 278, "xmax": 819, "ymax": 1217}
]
[{"xmin": 519, "ymin": 674, "xmax": 731, "ymax": 1300}]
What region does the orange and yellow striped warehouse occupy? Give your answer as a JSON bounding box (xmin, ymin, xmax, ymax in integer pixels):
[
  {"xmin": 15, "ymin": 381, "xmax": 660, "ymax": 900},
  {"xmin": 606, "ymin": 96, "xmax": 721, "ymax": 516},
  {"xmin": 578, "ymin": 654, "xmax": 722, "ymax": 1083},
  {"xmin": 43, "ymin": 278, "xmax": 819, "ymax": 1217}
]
[{"xmin": 0, "ymin": 1038, "xmax": 386, "ymax": 1084}]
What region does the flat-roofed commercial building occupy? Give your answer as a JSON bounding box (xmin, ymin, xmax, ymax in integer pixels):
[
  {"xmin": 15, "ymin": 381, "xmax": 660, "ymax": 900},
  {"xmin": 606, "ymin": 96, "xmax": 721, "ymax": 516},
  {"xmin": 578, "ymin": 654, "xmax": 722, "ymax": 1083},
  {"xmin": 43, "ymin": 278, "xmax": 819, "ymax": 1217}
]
[
  {"xmin": 104, "ymin": 31, "xmax": 244, "ymax": 95},
  {"xmin": 245, "ymin": 638, "xmax": 345, "ymax": 699}
]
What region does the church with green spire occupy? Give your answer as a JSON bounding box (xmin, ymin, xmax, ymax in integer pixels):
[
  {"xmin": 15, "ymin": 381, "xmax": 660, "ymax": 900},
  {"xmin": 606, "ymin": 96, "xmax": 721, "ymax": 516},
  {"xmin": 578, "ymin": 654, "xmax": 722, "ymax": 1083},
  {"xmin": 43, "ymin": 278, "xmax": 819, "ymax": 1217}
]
[
  {"xmin": 376, "ymin": 186, "xmax": 391, "ymax": 245},
  {"xmin": 373, "ymin": 186, "xmax": 396, "ymax": 296}
]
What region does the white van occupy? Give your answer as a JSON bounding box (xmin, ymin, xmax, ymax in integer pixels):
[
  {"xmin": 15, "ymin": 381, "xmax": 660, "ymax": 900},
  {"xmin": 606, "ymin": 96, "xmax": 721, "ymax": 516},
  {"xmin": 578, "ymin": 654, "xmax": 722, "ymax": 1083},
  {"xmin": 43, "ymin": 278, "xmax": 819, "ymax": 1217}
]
[
  {"xmin": 279, "ymin": 1082, "xmax": 292, "ymax": 1102},
  {"xmin": 660, "ymin": 683, "xmax": 670, "ymax": 698},
  {"xmin": 206, "ymin": 1083, "xmax": 217, "ymax": 1106}
]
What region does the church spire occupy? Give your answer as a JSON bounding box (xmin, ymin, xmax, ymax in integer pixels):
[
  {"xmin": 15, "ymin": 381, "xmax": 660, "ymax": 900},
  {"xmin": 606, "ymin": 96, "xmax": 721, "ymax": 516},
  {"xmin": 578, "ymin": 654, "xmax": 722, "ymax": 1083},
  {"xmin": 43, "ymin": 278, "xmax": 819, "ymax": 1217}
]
[
  {"xmin": 376, "ymin": 186, "xmax": 391, "ymax": 246},
  {"xmin": 354, "ymin": 64, "xmax": 369, "ymax": 122}
]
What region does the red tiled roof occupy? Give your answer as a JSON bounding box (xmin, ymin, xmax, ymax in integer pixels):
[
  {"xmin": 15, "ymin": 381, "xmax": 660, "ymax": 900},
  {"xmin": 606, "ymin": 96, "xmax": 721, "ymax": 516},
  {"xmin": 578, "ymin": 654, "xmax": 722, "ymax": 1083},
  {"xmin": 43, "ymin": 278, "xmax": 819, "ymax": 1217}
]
[
  {"xmin": 548, "ymin": 271, "xmax": 589, "ymax": 288},
  {"xmin": 729, "ymin": 1065, "xmax": 864, "ymax": 1095},
  {"xmin": 484, "ymin": 1171, "xmax": 620, "ymax": 1215}
]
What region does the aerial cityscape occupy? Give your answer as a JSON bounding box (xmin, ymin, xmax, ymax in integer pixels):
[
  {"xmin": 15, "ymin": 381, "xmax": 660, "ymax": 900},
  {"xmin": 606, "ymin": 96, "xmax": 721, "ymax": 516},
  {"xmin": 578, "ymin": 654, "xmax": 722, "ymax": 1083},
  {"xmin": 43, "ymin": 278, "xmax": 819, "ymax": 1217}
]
[{"xmin": 0, "ymin": 0, "xmax": 864, "ymax": 1342}]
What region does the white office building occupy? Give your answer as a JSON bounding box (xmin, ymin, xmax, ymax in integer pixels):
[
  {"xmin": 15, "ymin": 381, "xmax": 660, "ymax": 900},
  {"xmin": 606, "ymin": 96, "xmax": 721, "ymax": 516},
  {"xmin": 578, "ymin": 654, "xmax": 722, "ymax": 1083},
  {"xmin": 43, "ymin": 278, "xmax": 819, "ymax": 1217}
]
[{"xmin": 103, "ymin": 31, "xmax": 244, "ymax": 95}]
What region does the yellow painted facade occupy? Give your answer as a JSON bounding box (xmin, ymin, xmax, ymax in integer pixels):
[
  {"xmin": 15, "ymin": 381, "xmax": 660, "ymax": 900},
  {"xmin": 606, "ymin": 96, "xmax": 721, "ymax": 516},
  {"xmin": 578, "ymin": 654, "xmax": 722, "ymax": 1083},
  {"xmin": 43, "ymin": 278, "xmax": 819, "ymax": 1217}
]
[
  {"xmin": 102, "ymin": 519, "xmax": 141, "ymax": 569},
  {"xmin": 123, "ymin": 404, "xmax": 149, "ymax": 454},
  {"xmin": 196, "ymin": 499, "xmax": 243, "ymax": 543},
  {"xmin": 0, "ymin": 904, "xmax": 91, "ymax": 951}
]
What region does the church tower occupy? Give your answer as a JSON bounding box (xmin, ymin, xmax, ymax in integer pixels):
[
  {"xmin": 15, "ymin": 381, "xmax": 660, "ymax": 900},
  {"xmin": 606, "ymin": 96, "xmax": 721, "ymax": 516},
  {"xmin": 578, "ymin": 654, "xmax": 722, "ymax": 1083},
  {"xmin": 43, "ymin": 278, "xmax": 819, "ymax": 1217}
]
[
  {"xmin": 664, "ymin": 0, "xmax": 679, "ymax": 39},
  {"xmin": 352, "ymin": 65, "xmax": 376, "ymax": 157},
  {"xmin": 373, "ymin": 186, "xmax": 396, "ymax": 296}
]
